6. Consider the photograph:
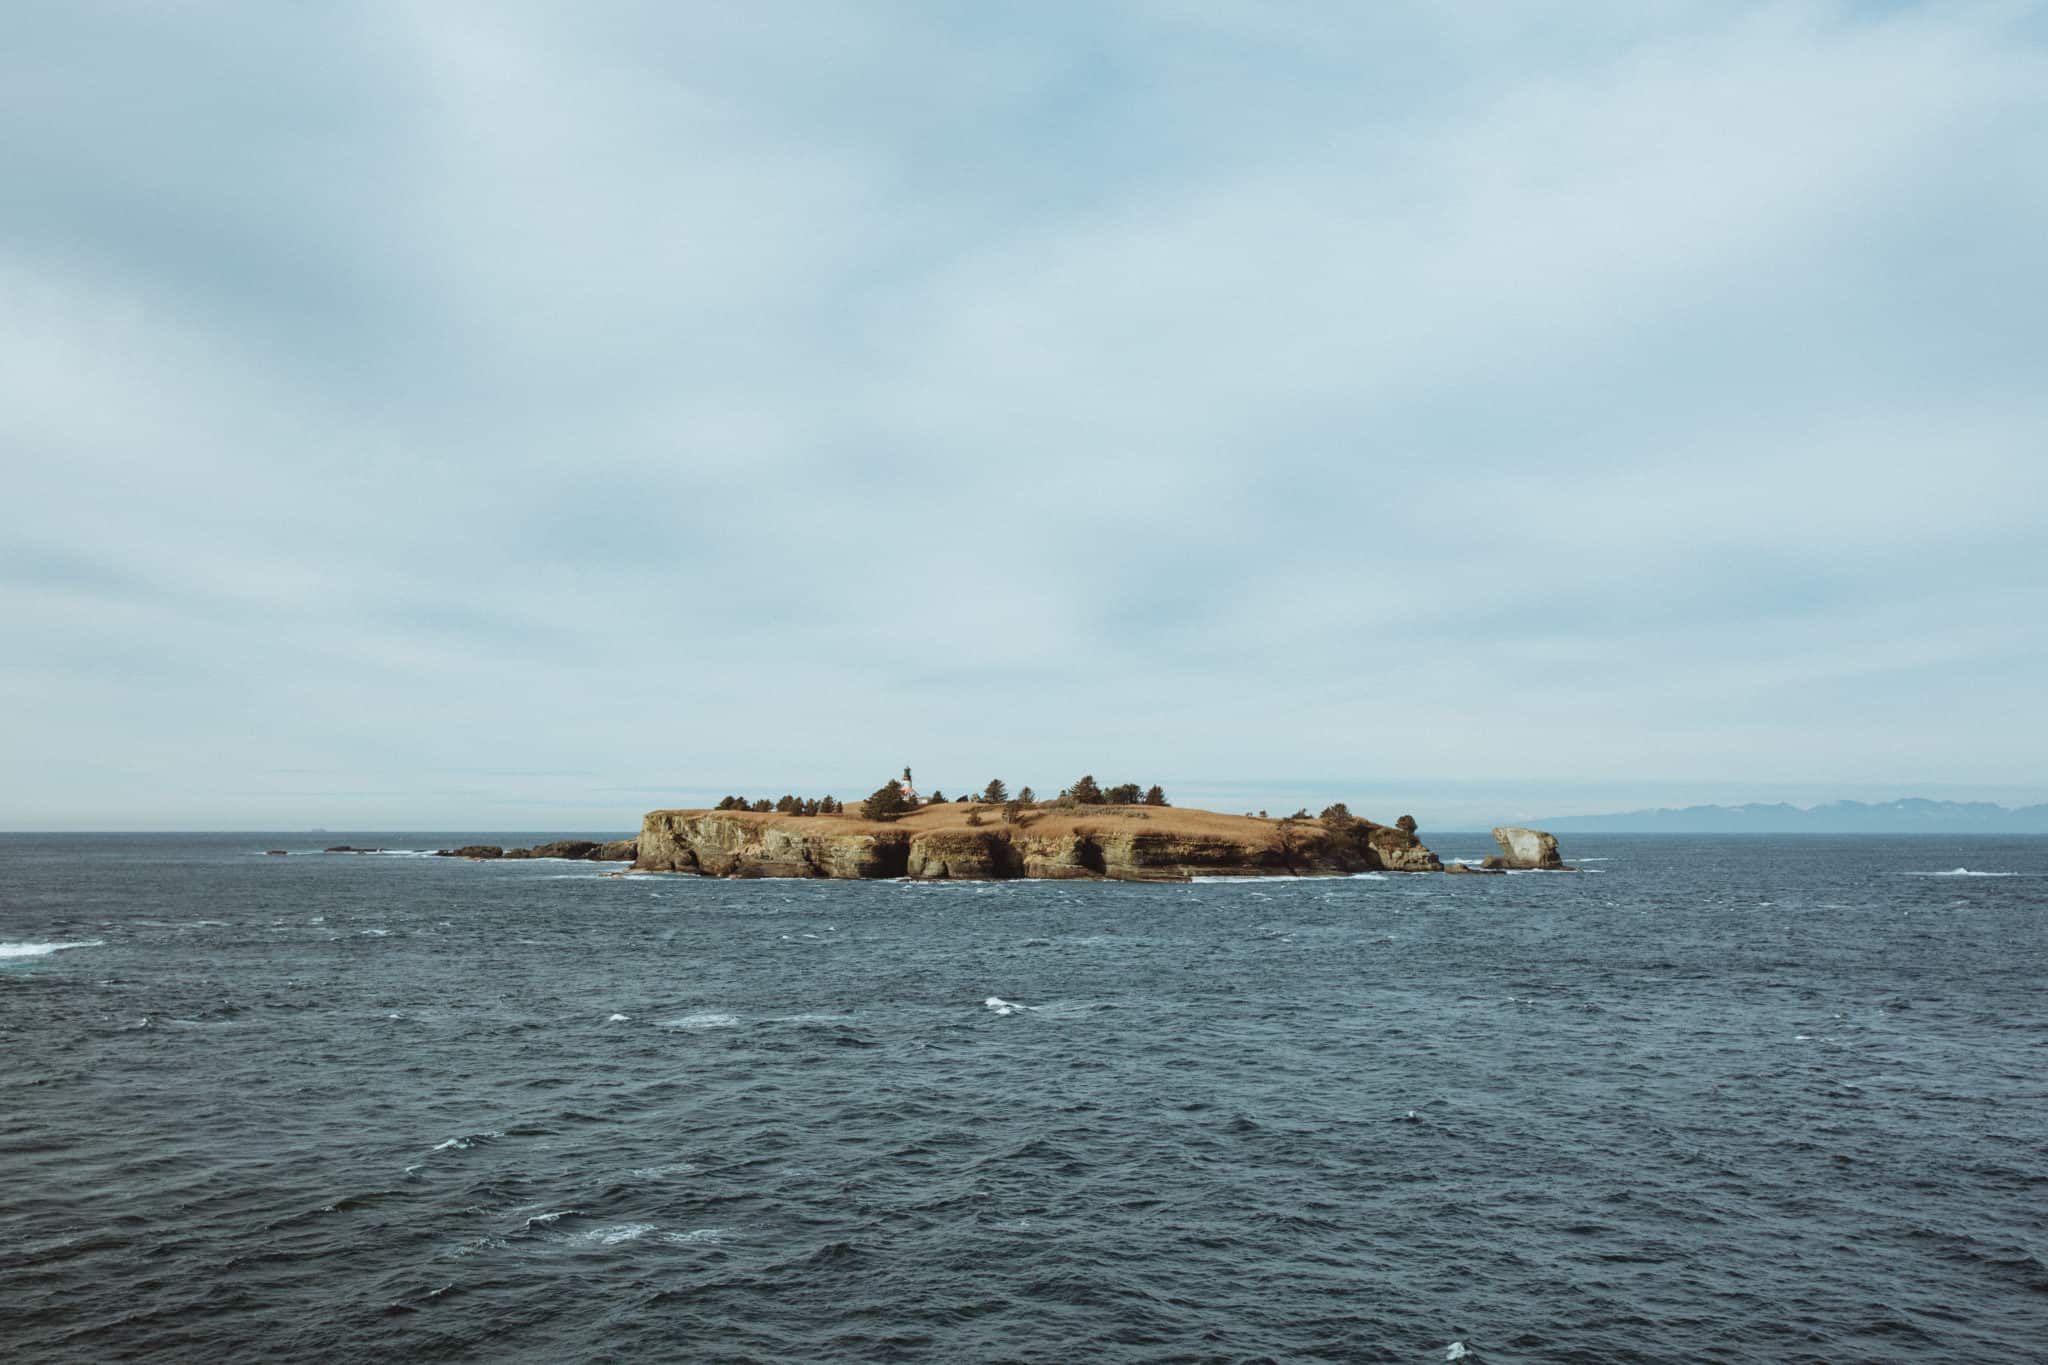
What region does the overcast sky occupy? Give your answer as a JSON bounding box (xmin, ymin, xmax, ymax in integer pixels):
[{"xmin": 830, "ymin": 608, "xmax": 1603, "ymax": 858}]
[{"xmin": 4, "ymin": 2, "xmax": 2045, "ymax": 831}]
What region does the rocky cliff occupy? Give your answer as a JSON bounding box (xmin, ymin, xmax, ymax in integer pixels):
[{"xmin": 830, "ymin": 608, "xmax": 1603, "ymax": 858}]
[{"xmin": 634, "ymin": 806, "xmax": 1443, "ymax": 882}]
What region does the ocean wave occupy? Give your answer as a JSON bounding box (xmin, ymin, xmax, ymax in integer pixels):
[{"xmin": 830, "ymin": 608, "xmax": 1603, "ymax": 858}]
[
  {"xmin": 548, "ymin": 1222, "xmax": 730, "ymax": 1248},
  {"xmin": 1905, "ymin": 869, "xmax": 2022, "ymax": 878},
  {"xmin": 985, "ymin": 996, "xmax": 1032, "ymax": 1016},
  {"xmin": 657, "ymin": 1013, "xmax": 738, "ymax": 1030},
  {"xmin": 433, "ymin": 1131, "xmax": 502, "ymax": 1151},
  {"xmin": 655, "ymin": 1227, "xmax": 732, "ymax": 1246},
  {"xmin": 629, "ymin": 1162, "xmax": 700, "ymax": 1179},
  {"xmin": 1, "ymin": 940, "xmax": 105, "ymax": 960},
  {"xmin": 524, "ymin": 1209, "xmax": 579, "ymax": 1228}
]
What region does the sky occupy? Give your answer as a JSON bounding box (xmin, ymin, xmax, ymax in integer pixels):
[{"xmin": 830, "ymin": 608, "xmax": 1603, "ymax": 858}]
[{"xmin": 3, "ymin": 1, "xmax": 2046, "ymax": 831}]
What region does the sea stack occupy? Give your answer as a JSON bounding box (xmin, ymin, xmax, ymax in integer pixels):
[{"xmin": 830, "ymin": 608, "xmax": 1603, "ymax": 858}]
[{"xmin": 1489, "ymin": 826, "xmax": 1566, "ymax": 870}]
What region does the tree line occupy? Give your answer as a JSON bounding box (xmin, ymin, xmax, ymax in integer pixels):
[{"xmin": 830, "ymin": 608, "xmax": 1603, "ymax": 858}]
[
  {"xmin": 708, "ymin": 778, "xmax": 1415, "ymax": 836},
  {"xmin": 860, "ymin": 770, "xmax": 1169, "ymax": 822},
  {"xmin": 713, "ymin": 794, "xmax": 844, "ymax": 816}
]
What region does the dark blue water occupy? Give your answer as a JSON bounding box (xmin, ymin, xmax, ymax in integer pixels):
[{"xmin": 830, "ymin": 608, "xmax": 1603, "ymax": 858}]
[{"xmin": 3, "ymin": 833, "xmax": 2045, "ymax": 1363}]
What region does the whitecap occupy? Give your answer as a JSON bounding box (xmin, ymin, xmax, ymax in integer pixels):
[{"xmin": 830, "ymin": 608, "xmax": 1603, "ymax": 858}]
[
  {"xmin": 630, "ymin": 1162, "xmax": 699, "ymax": 1179},
  {"xmin": 584, "ymin": 1223, "xmax": 656, "ymax": 1245},
  {"xmin": 0, "ymin": 940, "xmax": 105, "ymax": 959},
  {"xmin": 985, "ymin": 996, "xmax": 1033, "ymax": 1016},
  {"xmin": 606, "ymin": 1012, "xmax": 630, "ymax": 1023},
  {"xmin": 1446, "ymin": 1344, "xmax": 1469, "ymax": 1362},
  {"xmin": 358, "ymin": 929, "xmax": 392, "ymax": 937},
  {"xmin": 524, "ymin": 1209, "xmax": 579, "ymax": 1228},
  {"xmin": 1907, "ymin": 868, "xmax": 2020, "ymax": 878},
  {"xmin": 657, "ymin": 1013, "xmax": 737, "ymax": 1030},
  {"xmin": 433, "ymin": 1130, "xmax": 502, "ymax": 1151},
  {"xmin": 656, "ymin": 1227, "xmax": 732, "ymax": 1246}
]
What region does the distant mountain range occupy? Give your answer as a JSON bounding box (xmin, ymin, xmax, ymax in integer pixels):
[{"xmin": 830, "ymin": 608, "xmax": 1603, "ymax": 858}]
[{"xmin": 1534, "ymin": 798, "xmax": 2048, "ymax": 834}]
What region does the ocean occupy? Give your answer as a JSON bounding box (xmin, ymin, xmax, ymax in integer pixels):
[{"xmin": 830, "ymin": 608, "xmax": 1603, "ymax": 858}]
[{"xmin": 3, "ymin": 832, "xmax": 2044, "ymax": 1363}]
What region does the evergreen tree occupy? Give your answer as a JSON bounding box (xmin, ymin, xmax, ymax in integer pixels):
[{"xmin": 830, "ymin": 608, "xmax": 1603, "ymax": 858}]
[
  {"xmin": 982, "ymin": 779, "xmax": 1008, "ymax": 804},
  {"xmin": 1105, "ymin": 782, "xmax": 1141, "ymax": 805},
  {"xmin": 802, "ymin": 798, "xmax": 821, "ymax": 817},
  {"xmin": 1017, "ymin": 786, "xmax": 1035, "ymax": 806},
  {"xmin": 775, "ymin": 794, "xmax": 799, "ymax": 814},
  {"xmin": 863, "ymin": 778, "xmax": 909, "ymax": 821},
  {"xmin": 955, "ymin": 794, "xmax": 969, "ymax": 803},
  {"xmin": 1320, "ymin": 802, "xmax": 1351, "ymax": 821},
  {"xmin": 1145, "ymin": 785, "xmax": 1168, "ymax": 807},
  {"xmin": 1069, "ymin": 774, "xmax": 1105, "ymax": 805},
  {"xmin": 751, "ymin": 798, "xmax": 773, "ymax": 813},
  {"xmin": 927, "ymin": 790, "xmax": 946, "ymax": 806},
  {"xmin": 1002, "ymin": 799, "xmax": 1022, "ymax": 825}
]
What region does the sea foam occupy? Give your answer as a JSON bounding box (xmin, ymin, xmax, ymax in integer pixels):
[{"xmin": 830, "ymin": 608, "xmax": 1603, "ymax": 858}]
[
  {"xmin": 0, "ymin": 940, "xmax": 104, "ymax": 959},
  {"xmin": 657, "ymin": 1013, "xmax": 738, "ymax": 1030}
]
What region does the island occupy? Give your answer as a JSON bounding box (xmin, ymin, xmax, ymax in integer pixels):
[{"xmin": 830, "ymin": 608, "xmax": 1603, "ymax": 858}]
[
  {"xmin": 628, "ymin": 802, "xmax": 1561, "ymax": 883},
  {"xmin": 419, "ymin": 774, "xmax": 1569, "ymax": 881}
]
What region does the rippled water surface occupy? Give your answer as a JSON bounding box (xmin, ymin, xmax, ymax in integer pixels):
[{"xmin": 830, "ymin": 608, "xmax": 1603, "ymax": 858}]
[{"xmin": 4, "ymin": 832, "xmax": 2046, "ymax": 1363}]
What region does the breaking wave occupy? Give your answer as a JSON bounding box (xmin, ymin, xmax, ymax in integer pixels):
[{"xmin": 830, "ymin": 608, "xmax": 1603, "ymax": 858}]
[
  {"xmin": 657, "ymin": 1013, "xmax": 738, "ymax": 1030},
  {"xmin": 0, "ymin": 939, "xmax": 104, "ymax": 960}
]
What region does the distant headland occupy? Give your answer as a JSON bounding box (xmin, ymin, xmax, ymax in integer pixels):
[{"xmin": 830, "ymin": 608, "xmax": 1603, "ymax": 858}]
[{"xmin": 1534, "ymin": 797, "xmax": 2048, "ymax": 834}]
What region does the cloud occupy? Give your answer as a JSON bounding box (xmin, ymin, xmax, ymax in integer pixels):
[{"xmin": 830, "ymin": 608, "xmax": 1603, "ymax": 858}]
[{"xmin": 2, "ymin": 1, "xmax": 2044, "ymax": 827}]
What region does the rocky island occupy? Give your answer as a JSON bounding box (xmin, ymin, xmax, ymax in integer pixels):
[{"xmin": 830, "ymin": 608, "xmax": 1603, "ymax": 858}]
[
  {"xmin": 632, "ymin": 801, "xmax": 1462, "ymax": 882},
  {"xmin": 417, "ymin": 768, "xmax": 1570, "ymax": 882}
]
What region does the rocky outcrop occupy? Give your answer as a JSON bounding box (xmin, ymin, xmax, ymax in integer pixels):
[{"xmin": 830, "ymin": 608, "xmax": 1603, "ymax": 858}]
[
  {"xmin": 1364, "ymin": 824, "xmax": 1442, "ymax": 872},
  {"xmin": 1491, "ymin": 826, "xmax": 1566, "ymax": 870},
  {"xmin": 528, "ymin": 840, "xmax": 600, "ymax": 860},
  {"xmin": 634, "ymin": 809, "xmax": 1444, "ymax": 882},
  {"xmin": 435, "ymin": 839, "xmax": 636, "ymax": 862}
]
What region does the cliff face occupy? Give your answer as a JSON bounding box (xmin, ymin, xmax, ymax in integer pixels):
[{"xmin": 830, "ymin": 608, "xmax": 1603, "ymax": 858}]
[{"xmin": 634, "ymin": 808, "xmax": 1443, "ymax": 882}]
